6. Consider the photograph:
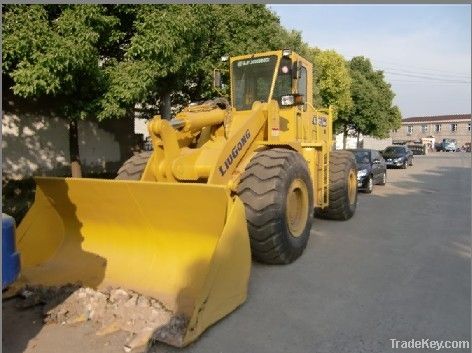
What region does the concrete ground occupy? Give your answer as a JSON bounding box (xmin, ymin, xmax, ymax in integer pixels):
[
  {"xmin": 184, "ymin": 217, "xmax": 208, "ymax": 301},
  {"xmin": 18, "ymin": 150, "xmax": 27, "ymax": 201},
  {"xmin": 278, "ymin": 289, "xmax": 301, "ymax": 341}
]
[{"xmin": 3, "ymin": 152, "xmax": 471, "ymax": 353}]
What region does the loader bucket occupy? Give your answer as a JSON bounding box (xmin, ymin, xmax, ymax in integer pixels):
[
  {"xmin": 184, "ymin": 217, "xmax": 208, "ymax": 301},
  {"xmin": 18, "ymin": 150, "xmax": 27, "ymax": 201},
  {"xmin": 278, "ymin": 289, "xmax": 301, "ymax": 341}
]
[{"xmin": 16, "ymin": 177, "xmax": 251, "ymax": 347}]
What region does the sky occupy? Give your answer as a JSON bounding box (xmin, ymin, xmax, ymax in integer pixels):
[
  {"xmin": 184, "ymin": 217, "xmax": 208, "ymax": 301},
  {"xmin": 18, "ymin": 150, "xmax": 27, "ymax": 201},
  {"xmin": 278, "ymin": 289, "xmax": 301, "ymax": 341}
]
[{"xmin": 269, "ymin": 4, "xmax": 471, "ymax": 118}]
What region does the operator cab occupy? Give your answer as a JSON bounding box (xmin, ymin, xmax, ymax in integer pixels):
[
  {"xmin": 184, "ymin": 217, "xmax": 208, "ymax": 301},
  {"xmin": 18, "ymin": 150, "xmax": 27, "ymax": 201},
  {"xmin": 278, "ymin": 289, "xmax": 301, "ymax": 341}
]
[{"xmin": 216, "ymin": 50, "xmax": 311, "ymax": 111}]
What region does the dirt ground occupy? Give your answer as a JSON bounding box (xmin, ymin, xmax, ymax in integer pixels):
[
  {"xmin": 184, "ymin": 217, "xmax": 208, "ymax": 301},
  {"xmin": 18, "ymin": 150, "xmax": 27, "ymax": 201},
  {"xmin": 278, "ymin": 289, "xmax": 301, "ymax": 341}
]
[{"xmin": 2, "ymin": 295, "xmax": 131, "ymax": 353}]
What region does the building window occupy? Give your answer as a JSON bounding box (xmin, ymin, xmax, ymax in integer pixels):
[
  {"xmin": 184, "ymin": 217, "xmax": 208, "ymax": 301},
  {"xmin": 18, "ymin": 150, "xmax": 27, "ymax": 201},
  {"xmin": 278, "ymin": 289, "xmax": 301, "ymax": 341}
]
[
  {"xmin": 451, "ymin": 123, "xmax": 457, "ymax": 132},
  {"xmin": 422, "ymin": 125, "xmax": 428, "ymax": 133},
  {"xmin": 468, "ymin": 123, "xmax": 471, "ymax": 132},
  {"xmin": 435, "ymin": 124, "xmax": 441, "ymax": 133},
  {"xmin": 406, "ymin": 125, "xmax": 413, "ymax": 135}
]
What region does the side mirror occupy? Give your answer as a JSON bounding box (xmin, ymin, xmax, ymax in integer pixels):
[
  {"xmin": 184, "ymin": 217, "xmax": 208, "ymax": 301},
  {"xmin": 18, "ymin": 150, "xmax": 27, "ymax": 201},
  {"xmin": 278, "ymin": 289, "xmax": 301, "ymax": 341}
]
[{"xmin": 213, "ymin": 69, "xmax": 222, "ymax": 89}]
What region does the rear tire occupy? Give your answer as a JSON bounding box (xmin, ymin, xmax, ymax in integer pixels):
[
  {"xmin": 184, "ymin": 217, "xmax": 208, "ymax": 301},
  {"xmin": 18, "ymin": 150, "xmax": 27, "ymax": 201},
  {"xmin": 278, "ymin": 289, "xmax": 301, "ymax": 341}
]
[
  {"xmin": 379, "ymin": 171, "xmax": 387, "ymax": 186},
  {"xmin": 237, "ymin": 148, "xmax": 314, "ymax": 264},
  {"xmin": 364, "ymin": 175, "xmax": 373, "ymax": 194},
  {"xmin": 115, "ymin": 151, "xmax": 152, "ymax": 180},
  {"xmin": 315, "ymin": 150, "xmax": 357, "ymax": 220}
]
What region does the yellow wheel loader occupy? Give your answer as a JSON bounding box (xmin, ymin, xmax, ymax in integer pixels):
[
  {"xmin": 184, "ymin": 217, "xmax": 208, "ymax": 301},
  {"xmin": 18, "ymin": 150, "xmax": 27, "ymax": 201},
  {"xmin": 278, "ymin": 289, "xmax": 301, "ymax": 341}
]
[{"xmin": 16, "ymin": 50, "xmax": 357, "ymax": 347}]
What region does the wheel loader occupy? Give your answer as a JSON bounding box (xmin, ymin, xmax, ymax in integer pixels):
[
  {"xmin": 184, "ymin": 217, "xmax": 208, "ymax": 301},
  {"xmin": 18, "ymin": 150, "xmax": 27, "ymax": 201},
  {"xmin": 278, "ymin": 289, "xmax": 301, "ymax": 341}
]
[{"xmin": 16, "ymin": 49, "xmax": 357, "ymax": 348}]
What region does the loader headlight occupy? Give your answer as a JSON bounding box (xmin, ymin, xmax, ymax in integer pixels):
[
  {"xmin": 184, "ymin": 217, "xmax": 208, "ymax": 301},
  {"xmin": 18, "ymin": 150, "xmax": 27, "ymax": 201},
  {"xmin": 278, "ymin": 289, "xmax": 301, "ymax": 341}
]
[
  {"xmin": 280, "ymin": 94, "xmax": 305, "ymax": 107},
  {"xmin": 357, "ymin": 169, "xmax": 368, "ymax": 178},
  {"xmin": 280, "ymin": 95, "xmax": 295, "ymax": 106}
]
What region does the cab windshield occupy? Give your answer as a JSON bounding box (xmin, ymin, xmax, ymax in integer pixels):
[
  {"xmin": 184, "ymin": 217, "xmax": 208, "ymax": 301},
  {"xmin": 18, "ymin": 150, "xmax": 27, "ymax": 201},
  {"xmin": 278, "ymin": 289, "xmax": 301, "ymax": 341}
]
[{"xmin": 231, "ymin": 56, "xmax": 277, "ymax": 111}]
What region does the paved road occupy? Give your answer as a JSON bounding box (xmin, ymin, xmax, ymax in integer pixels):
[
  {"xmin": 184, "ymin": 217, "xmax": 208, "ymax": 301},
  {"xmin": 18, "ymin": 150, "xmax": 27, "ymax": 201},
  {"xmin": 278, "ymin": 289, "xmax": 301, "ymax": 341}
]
[{"xmin": 3, "ymin": 153, "xmax": 471, "ymax": 353}]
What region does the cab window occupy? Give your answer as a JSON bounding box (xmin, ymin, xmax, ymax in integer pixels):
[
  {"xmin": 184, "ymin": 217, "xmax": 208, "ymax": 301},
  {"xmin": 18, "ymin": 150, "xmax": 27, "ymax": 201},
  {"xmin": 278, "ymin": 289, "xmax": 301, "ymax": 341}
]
[
  {"xmin": 273, "ymin": 56, "xmax": 292, "ymax": 102},
  {"xmin": 298, "ymin": 65, "xmax": 307, "ymax": 100}
]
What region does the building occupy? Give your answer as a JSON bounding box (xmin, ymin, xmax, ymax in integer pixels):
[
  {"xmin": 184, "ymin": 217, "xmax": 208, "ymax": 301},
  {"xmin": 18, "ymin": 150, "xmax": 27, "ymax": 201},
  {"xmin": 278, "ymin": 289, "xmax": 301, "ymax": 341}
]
[{"xmin": 390, "ymin": 114, "xmax": 471, "ymax": 149}]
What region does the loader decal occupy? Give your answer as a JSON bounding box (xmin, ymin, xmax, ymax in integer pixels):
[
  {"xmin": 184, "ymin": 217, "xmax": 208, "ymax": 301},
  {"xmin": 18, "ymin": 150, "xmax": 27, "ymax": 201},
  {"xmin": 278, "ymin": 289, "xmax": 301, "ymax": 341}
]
[{"xmin": 218, "ymin": 129, "xmax": 251, "ymax": 176}]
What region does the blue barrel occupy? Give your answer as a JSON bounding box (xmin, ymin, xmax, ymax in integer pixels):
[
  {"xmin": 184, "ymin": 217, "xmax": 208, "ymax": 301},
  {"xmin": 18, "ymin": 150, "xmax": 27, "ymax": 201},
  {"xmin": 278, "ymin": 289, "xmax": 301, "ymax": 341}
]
[{"xmin": 2, "ymin": 213, "xmax": 21, "ymax": 289}]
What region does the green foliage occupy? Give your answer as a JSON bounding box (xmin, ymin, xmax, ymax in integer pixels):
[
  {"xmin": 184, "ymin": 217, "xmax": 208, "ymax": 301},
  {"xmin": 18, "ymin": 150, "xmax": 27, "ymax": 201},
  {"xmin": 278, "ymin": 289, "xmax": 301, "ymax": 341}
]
[
  {"xmin": 95, "ymin": 4, "xmax": 311, "ymax": 119},
  {"xmin": 338, "ymin": 56, "xmax": 402, "ymax": 139},
  {"xmin": 3, "ymin": 4, "xmax": 121, "ymax": 119},
  {"xmin": 311, "ymin": 49, "xmax": 352, "ymax": 114}
]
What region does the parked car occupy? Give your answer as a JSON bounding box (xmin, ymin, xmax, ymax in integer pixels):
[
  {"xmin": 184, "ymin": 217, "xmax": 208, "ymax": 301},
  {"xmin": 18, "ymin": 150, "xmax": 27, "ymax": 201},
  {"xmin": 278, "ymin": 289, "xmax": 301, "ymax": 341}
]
[
  {"xmin": 441, "ymin": 138, "xmax": 457, "ymax": 152},
  {"xmin": 349, "ymin": 149, "xmax": 387, "ymax": 193},
  {"xmin": 381, "ymin": 146, "xmax": 413, "ymax": 169}
]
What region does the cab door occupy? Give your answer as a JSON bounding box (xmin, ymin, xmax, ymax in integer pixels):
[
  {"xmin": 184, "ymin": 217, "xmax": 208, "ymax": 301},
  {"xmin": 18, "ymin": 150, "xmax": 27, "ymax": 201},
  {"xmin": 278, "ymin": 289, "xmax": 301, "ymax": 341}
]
[{"xmin": 294, "ymin": 58, "xmax": 313, "ymax": 141}]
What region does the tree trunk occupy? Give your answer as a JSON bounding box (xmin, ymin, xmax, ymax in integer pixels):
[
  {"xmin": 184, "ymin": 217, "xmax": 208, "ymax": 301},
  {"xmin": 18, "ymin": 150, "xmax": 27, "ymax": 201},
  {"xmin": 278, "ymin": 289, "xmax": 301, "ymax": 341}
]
[
  {"xmin": 69, "ymin": 118, "xmax": 82, "ymax": 178},
  {"xmin": 356, "ymin": 130, "xmax": 360, "ymax": 148},
  {"xmin": 159, "ymin": 92, "xmax": 171, "ymax": 120},
  {"xmin": 343, "ymin": 125, "xmax": 348, "ymax": 150}
]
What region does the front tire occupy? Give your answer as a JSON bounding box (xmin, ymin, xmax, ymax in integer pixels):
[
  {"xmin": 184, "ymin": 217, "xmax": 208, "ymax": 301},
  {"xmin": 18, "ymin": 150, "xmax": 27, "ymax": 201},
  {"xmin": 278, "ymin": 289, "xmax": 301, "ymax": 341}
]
[
  {"xmin": 237, "ymin": 148, "xmax": 314, "ymax": 264},
  {"xmin": 316, "ymin": 151, "xmax": 357, "ymax": 220}
]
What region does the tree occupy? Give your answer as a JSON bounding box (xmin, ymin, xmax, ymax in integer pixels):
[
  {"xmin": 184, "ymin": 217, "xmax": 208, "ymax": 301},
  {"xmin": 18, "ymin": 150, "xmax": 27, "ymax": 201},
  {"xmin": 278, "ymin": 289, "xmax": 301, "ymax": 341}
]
[
  {"xmin": 98, "ymin": 4, "xmax": 304, "ymax": 121},
  {"xmin": 4, "ymin": 4, "xmax": 308, "ymax": 177},
  {"xmin": 2, "ymin": 4, "xmax": 125, "ymax": 176},
  {"xmin": 338, "ymin": 56, "xmax": 402, "ymax": 148},
  {"xmin": 310, "ymin": 49, "xmax": 352, "ymax": 113}
]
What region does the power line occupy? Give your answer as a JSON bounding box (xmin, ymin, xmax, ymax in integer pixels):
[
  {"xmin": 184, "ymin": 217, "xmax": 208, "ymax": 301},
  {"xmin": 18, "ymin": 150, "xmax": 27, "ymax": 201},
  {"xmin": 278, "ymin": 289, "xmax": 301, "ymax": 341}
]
[
  {"xmin": 373, "ymin": 59, "xmax": 471, "ymax": 77},
  {"xmin": 389, "ymin": 81, "xmax": 471, "ymax": 85},
  {"xmin": 383, "ymin": 71, "xmax": 471, "ymax": 83},
  {"xmin": 345, "ymin": 54, "xmax": 471, "ymax": 77},
  {"xmin": 380, "ymin": 67, "xmax": 471, "ymax": 80}
]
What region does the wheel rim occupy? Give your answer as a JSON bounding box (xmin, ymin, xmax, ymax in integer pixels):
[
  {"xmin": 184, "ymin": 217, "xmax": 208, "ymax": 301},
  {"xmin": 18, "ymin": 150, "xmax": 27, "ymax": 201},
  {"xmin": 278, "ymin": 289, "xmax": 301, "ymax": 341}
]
[
  {"xmin": 347, "ymin": 169, "xmax": 357, "ymax": 204},
  {"xmin": 285, "ymin": 179, "xmax": 309, "ymax": 237}
]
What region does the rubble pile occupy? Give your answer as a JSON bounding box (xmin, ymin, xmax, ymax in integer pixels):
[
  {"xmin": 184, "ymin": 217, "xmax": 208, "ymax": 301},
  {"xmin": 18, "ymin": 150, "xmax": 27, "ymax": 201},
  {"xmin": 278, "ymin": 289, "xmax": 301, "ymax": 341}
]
[{"xmin": 20, "ymin": 285, "xmax": 188, "ymax": 351}]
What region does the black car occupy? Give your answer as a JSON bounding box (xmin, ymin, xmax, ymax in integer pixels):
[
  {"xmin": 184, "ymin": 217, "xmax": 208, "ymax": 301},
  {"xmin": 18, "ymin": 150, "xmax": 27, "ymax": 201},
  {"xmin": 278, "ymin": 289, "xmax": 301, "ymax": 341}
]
[
  {"xmin": 381, "ymin": 145, "xmax": 413, "ymax": 169},
  {"xmin": 349, "ymin": 149, "xmax": 387, "ymax": 193}
]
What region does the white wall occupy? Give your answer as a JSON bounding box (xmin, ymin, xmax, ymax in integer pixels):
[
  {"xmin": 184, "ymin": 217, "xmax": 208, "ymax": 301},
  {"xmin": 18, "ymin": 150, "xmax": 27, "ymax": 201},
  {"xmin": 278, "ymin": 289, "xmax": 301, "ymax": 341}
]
[
  {"xmin": 2, "ymin": 113, "xmax": 123, "ymax": 179},
  {"xmin": 334, "ymin": 132, "xmax": 359, "ymax": 150},
  {"xmin": 134, "ymin": 118, "xmax": 150, "ymax": 138},
  {"xmin": 334, "ymin": 132, "xmax": 393, "ymax": 151},
  {"xmin": 362, "ymin": 136, "xmax": 393, "ymax": 151}
]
